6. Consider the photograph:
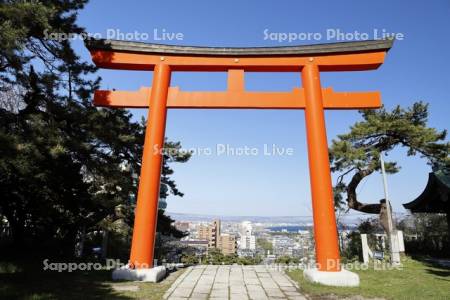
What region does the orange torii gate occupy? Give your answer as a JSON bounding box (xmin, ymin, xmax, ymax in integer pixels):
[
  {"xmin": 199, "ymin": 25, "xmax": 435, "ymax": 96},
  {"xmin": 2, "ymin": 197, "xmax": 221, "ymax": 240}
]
[{"xmin": 85, "ymin": 39, "xmax": 392, "ymax": 282}]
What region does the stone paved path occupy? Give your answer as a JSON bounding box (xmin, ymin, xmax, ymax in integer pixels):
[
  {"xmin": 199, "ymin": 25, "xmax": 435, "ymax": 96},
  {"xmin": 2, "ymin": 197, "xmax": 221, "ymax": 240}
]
[{"xmin": 163, "ymin": 265, "xmax": 306, "ymax": 300}]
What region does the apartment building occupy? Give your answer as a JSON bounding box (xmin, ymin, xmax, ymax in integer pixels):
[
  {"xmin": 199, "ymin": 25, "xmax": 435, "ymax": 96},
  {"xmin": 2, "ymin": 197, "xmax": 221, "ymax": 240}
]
[
  {"xmin": 218, "ymin": 233, "xmax": 237, "ymax": 255},
  {"xmin": 197, "ymin": 219, "xmax": 236, "ymax": 255}
]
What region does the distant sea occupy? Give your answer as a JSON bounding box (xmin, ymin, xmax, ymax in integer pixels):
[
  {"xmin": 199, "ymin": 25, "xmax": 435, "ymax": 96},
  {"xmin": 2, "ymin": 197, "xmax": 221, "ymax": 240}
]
[
  {"xmin": 268, "ymin": 224, "xmax": 355, "ymax": 232},
  {"xmin": 168, "ymin": 212, "xmax": 367, "ymax": 227},
  {"xmin": 267, "ymin": 226, "xmax": 309, "ymax": 232}
]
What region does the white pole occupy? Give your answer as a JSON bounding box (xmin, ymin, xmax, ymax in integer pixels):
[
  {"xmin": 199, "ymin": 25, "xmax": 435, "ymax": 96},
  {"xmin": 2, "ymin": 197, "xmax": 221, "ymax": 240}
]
[{"xmin": 380, "ymin": 153, "xmax": 401, "ymax": 265}]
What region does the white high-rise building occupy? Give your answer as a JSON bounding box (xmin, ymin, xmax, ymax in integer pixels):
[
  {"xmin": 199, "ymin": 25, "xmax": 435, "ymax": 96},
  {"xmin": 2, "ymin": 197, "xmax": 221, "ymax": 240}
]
[
  {"xmin": 239, "ymin": 221, "xmax": 256, "ymax": 250},
  {"xmin": 240, "ymin": 221, "xmax": 253, "ymax": 236}
]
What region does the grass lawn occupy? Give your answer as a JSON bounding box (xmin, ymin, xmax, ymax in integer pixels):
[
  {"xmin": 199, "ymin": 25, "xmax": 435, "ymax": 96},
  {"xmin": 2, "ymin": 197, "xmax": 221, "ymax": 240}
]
[
  {"xmin": 0, "ymin": 260, "xmax": 184, "ymax": 300},
  {"xmin": 287, "ymin": 256, "xmax": 450, "ymax": 300}
]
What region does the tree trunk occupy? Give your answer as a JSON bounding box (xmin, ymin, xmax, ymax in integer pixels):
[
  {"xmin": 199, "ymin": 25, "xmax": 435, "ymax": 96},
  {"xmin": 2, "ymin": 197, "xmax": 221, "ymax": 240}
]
[
  {"xmin": 10, "ymin": 220, "xmax": 25, "ymax": 247},
  {"xmin": 76, "ymin": 226, "xmax": 86, "ymax": 257},
  {"xmin": 346, "ymin": 169, "xmax": 382, "ymax": 214},
  {"xmin": 446, "ymin": 210, "xmax": 450, "ymax": 239},
  {"xmin": 3, "ymin": 209, "xmax": 25, "ymax": 248},
  {"xmin": 61, "ymin": 228, "xmax": 78, "ymax": 258},
  {"xmin": 101, "ymin": 230, "xmax": 108, "ymax": 259}
]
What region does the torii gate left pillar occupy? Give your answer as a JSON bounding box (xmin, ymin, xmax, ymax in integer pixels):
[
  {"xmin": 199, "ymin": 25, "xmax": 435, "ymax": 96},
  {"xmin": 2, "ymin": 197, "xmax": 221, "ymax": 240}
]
[
  {"xmin": 128, "ymin": 64, "xmax": 171, "ymax": 269},
  {"xmin": 86, "ymin": 38, "xmax": 393, "ymax": 285}
]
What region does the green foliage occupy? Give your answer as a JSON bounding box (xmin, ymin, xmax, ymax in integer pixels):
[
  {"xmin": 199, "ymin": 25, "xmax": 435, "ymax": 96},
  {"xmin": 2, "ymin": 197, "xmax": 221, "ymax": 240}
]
[
  {"xmin": 154, "ymin": 212, "xmax": 188, "ymax": 262},
  {"xmin": 341, "ymin": 231, "xmax": 362, "ymax": 262},
  {"xmin": 332, "ymin": 103, "xmax": 448, "ymax": 172},
  {"xmin": 203, "ymin": 249, "xmax": 237, "ymax": 265},
  {"xmin": 398, "ymin": 213, "xmax": 449, "ymax": 257},
  {"xmin": 342, "ymin": 218, "xmax": 382, "ymax": 261},
  {"xmin": 201, "ymin": 249, "xmax": 262, "ymax": 265},
  {"xmin": 256, "ymin": 238, "xmax": 273, "ymax": 253},
  {"xmin": 181, "ymin": 254, "xmax": 200, "ymax": 265},
  {"xmin": 358, "ymin": 218, "xmax": 381, "ymax": 234},
  {"xmin": 161, "ymin": 140, "xmax": 191, "ymax": 198},
  {"xmin": 275, "ymin": 255, "xmax": 299, "ymax": 264},
  {"xmin": 237, "ymin": 255, "xmax": 262, "ymax": 265},
  {"xmin": 0, "ymin": 0, "xmax": 190, "ymax": 258},
  {"xmin": 156, "ymin": 210, "xmax": 187, "ymax": 239}
]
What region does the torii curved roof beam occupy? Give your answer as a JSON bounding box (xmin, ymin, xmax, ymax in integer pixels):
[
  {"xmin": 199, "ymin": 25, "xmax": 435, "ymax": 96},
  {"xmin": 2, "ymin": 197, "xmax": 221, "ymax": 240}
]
[
  {"xmin": 85, "ymin": 39, "xmax": 393, "ymax": 57},
  {"xmin": 85, "ymin": 39, "xmax": 393, "ymax": 72}
]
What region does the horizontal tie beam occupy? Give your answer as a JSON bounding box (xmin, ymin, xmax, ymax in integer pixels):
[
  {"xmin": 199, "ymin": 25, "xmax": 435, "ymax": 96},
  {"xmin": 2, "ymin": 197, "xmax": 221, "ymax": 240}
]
[{"xmin": 93, "ymin": 86, "xmax": 380, "ymax": 109}]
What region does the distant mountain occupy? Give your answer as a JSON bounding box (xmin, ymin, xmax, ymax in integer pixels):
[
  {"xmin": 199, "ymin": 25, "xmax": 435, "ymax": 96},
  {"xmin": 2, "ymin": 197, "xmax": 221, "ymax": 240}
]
[{"xmin": 166, "ymin": 212, "xmax": 375, "ymax": 226}]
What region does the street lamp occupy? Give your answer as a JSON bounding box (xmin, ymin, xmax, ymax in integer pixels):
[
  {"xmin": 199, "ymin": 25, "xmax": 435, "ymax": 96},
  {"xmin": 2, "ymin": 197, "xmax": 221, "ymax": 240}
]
[{"xmin": 380, "ymin": 152, "xmax": 401, "ymax": 265}]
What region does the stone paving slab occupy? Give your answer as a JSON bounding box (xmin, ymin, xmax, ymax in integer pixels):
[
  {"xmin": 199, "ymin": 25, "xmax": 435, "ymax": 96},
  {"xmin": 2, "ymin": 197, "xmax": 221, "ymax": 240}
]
[{"xmin": 163, "ymin": 265, "xmax": 306, "ymax": 300}]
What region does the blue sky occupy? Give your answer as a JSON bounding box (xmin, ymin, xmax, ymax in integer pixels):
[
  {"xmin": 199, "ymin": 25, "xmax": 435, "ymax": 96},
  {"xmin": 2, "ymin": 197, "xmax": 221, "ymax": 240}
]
[{"xmin": 73, "ymin": 0, "xmax": 450, "ymax": 216}]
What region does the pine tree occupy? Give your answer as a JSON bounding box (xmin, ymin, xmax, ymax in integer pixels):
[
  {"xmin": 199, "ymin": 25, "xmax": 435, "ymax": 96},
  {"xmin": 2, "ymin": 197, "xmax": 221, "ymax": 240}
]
[
  {"xmin": 0, "ymin": 0, "xmax": 190, "ymax": 257},
  {"xmin": 330, "ymin": 102, "xmax": 449, "ymax": 215}
]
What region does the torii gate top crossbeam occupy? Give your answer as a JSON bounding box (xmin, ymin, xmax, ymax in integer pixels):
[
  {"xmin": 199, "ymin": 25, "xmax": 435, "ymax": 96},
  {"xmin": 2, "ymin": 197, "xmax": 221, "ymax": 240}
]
[{"xmin": 85, "ymin": 39, "xmax": 392, "ymax": 110}]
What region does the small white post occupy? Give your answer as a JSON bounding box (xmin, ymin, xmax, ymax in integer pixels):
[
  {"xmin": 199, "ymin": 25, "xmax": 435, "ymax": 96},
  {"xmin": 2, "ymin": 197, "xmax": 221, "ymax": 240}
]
[
  {"xmin": 380, "ymin": 153, "xmax": 401, "ymax": 265},
  {"xmin": 397, "ymin": 230, "xmax": 405, "ymax": 252},
  {"xmin": 361, "ymin": 234, "xmax": 371, "ymax": 264}
]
